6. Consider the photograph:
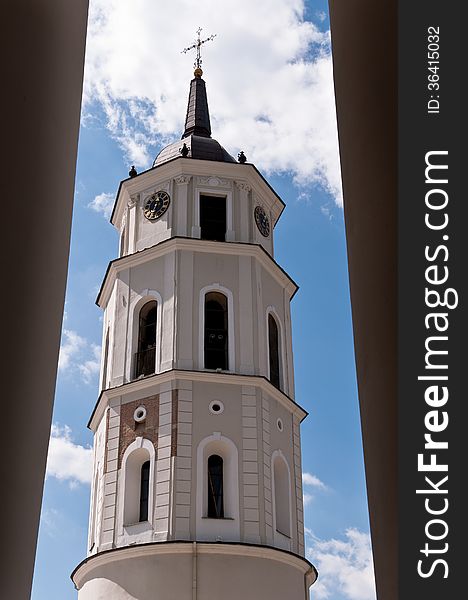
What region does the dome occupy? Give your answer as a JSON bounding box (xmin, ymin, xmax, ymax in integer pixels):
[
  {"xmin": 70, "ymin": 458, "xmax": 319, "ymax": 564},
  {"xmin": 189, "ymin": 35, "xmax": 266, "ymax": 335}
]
[
  {"xmin": 153, "ymin": 71, "xmax": 237, "ymax": 168},
  {"xmin": 153, "ymin": 134, "xmax": 236, "ymax": 167}
]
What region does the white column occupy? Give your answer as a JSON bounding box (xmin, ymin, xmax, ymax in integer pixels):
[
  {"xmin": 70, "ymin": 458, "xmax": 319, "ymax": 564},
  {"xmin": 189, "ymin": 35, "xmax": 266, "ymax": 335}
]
[
  {"xmin": 236, "ymin": 181, "xmax": 251, "ymax": 242},
  {"xmin": 161, "ymin": 252, "xmax": 176, "ymax": 372},
  {"xmin": 127, "ymin": 194, "xmax": 138, "ymax": 254},
  {"xmin": 174, "ymin": 175, "xmax": 191, "ymax": 237},
  {"xmin": 239, "ymin": 256, "xmax": 254, "ymax": 374},
  {"xmin": 177, "ymin": 250, "xmax": 194, "ymax": 370},
  {"xmin": 284, "ymin": 288, "xmax": 295, "ymax": 399},
  {"xmin": 242, "ymin": 387, "xmax": 261, "ymax": 544}
]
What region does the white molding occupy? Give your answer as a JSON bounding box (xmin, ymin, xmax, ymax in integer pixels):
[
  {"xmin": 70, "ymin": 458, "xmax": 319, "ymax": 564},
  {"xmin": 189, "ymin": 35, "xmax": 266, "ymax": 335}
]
[
  {"xmin": 126, "ymin": 290, "xmax": 163, "ymax": 383},
  {"xmin": 72, "ymin": 540, "xmax": 317, "ymax": 589},
  {"xmin": 117, "ymin": 437, "xmax": 156, "ymax": 539},
  {"xmin": 112, "ymin": 161, "xmax": 284, "ymax": 232},
  {"xmin": 198, "ymin": 283, "xmax": 235, "ymax": 372},
  {"xmin": 198, "ymin": 176, "xmax": 232, "ymax": 188},
  {"xmin": 97, "ymin": 238, "xmax": 297, "ymax": 310},
  {"xmin": 174, "ymin": 175, "xmax": 191, "ymax": 185},
  {"xmin": 265, "ymin": 306, "xmax": 287, "ymax": 393},
  {"xmin": 235, "ymin": 180, "xmax": 251, "ymax": 192},
  {"xmin": 90, "ymin": 370, "xmax": 307, "ymax": 432},
  {"xmin": 193, "ymin": 186, "xmax": 234, "ymax": 241},
  {"xmin": 196, "ymin": 433, "xmax": 240, "ymax": 541},
  {"xmin": 271, "ymin": 450, "xmax": 293, "ymax": 551}
]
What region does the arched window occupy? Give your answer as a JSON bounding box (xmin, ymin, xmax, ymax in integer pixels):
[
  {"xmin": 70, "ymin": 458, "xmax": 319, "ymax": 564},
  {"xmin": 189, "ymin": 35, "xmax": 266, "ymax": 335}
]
[
  {"xmin": 196, "ymin": 434, "xmax": 240, "ymax": 539},
  {"xmin": 207, "ymin": 454, "xmax": 224, "ymax": 518},
  {"xmin": 204, "ymin": 292, "xmax": 228, "ymax": 370},
  {"xmin": 135, "ymin": 301, "xmax": 157, "ymax": 378},
  {"xmin": 123, "ymin": 447, "xmax": 152, "ymax": 526},
  {"xmin": 139, "ymin": 460, "xmax": 150, "ymax": 522},
  {"xmin": 268, "ymin": 314, "xmax": 280, "ymax": 389},
  {"xmin": 273, "ymin": 454, "xmax": 291, "ymax": 537}
]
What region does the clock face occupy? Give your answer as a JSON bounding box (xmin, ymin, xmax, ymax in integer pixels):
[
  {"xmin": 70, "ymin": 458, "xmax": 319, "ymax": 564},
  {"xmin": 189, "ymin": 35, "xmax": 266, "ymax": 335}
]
[
  {"xmin": 254, "ymin": 205, "xmax": 270, "ymax": 237},
  {"xmin": 143, "ymin": 190, "xmax": 171, "ymax": 220}
]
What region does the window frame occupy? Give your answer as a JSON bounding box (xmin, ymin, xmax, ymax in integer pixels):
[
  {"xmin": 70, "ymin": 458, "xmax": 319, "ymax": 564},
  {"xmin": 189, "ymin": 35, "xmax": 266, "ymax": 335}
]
[
  {"xmin": 192, "ymin": 187, "xmax": 234, "ymax": 241},
  {"xmin": 127, "ymin": 290, "xmax": 163, "ymax": 383},
  {"xmin": 196, "ymin": 433, "xmax": 240, "ymax": 540},
  {"xmin": 271, "ymin": 450, "xmax": 293, "ymax": 548},
  {"xmin": 199, "ymin": 194, "xmax": 227, "ymax": 242},
  {"xmin": 134, "ymin": 300, "xmax": 158, "ymax": 379},
  {"xmin": 204, "ymin": 291, "xmax": 229, "ymax": 371},
  {"xmin": 199, "ymin": 284, "xmax": 235, "ymax": 372},
  {"xmin": 117, "ymin": 438, "xmax": 156, "ymax": 538},
  {"xmin": 266, "ymin": 306, "xmax": 286, "ymax": 392}
]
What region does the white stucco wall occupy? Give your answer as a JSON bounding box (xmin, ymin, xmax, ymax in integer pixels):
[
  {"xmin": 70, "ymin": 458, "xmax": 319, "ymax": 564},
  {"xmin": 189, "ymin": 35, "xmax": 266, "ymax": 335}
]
[
  {"xmin": 81, "ymin": 159, "xmax": 310, "ymax": 597},
  {"xmin": 74, "ymin": 543, "xmax": 316, "ymax": 600}
]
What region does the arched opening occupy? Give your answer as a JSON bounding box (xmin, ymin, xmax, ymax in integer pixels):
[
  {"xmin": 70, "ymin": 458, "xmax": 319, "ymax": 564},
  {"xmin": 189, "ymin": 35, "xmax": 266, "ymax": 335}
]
[
  {"xmin": 139, "ymin": 460, "xmax": 150, "ymax": 522},
  {"xmin": 196, "ymin": 434, "xmax": 240, "ymax": 539},
  {"xmin": 207, "ymin": 454, "xmax": 224, "ymax": 518},
  {"xmin": 268, "ymin": 313, "xmax": 281, "ymax": 389},
  {"xmin": 123, "ymin": 447, "xmax": 152, "ymax": 526},
  {"xmin": 134, "ymin": 301, "xmax": 157, "ymax": 378},
  {"xmin": 204, "ymin": 292, "xmax": 228, "ymax": 370},
  {"xmin": 273, "ymin": 455, "xmax": 291, "ymax": 537}
]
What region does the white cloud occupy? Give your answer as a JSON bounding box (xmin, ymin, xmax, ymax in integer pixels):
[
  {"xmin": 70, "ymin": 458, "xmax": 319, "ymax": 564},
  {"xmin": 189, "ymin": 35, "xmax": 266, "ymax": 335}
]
[
  {"xmin": 83, "ymin": 0, "xmax": 342, "ymax": 204},
  {"xmin": 88, "ymin": 191, "xmax": 115, "ymax": 219},
  {"xmin": 58, "ymin": 329, "xmax": 87, "ymax": 371},
  {"xmin": 78, "ymin": 343, "xmax": 102, "ymax": 383},
  {"xmin": 316, "ymin": 10, "xmax": 327, "ymax": 22},
  {"xmin": 303, "ymin": 472, "xmax": 328, "ymax": 490},
  {"xmin": 306, "ymin": 528, "xmax": 377, "ymax": 600},
  {"xmin": 40, "ymin": 508, "xmax": 63, "ymax": 538},
  {"xmin": 58, "ymin": 329, "xmax": 101, "ymax": 384},
  {"xmin": 302, "ymin": 472, "xmax": 329, "ymax": 505},
  {"xmin": 46, "ymin": 424, "xmax": 93, "ymax": 487}
]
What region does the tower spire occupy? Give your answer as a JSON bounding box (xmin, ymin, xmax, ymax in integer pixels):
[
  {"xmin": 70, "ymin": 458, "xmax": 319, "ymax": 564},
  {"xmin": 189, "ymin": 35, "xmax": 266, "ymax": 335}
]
[{"xmin": 181, "ymin": 28, "xmax": 216, "ymax": 139}]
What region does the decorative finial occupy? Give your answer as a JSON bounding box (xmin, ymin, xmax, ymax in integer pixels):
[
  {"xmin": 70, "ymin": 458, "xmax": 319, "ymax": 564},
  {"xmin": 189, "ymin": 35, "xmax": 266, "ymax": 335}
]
[
  {"xmin": 129, "ymin": 165, "xmax": 137, "ymax": 178},
  {"xmin": 182, "ymin": 27, "xmax": 217, "ymax": 77},
  {"xmin": 238, "ymin": 151, "xmax": 247, "ymax": 164},
  {"xmin": 179, "ymin": 142, "xmax": 190, "ymax": 157}
]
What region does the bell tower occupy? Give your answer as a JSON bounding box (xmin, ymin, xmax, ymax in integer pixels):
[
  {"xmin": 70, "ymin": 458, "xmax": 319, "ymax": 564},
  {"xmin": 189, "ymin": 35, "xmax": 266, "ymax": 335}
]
[{"xmin": 72, "ymin": 49, "xmax": 317, "ymax": 599}]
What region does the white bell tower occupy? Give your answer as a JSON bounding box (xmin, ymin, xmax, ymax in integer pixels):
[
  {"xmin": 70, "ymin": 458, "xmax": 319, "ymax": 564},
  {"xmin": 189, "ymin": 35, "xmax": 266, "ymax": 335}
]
[{"xmin": 72, "ymin": 57, "xmax": 317, "ymax": 599}]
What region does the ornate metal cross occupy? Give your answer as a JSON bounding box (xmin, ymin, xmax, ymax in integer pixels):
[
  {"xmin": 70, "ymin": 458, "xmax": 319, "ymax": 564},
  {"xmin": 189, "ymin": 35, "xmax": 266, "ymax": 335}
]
[{"xmin": 182, "ymin": 27, "xmax": 217, "ymax": 70}]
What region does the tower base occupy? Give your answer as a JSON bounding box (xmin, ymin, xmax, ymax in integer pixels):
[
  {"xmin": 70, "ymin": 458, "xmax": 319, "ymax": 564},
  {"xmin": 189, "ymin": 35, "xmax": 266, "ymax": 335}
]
[{"xmin": 72, "ymin": 541, "xmax": 317, "ymax": 599}]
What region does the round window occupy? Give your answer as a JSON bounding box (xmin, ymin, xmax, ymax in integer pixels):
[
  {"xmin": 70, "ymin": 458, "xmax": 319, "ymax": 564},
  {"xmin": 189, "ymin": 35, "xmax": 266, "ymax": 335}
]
[
  {"xmin": 277, "ymin": 418, "xmax": 283, "ymax": 432},
  {"xmin": 134, "ymin": 406, "xmax": 147, "ymax": 423},
  {"xmin": 209, "ymin": 400, "xmax": 225, "ymax": 415}
]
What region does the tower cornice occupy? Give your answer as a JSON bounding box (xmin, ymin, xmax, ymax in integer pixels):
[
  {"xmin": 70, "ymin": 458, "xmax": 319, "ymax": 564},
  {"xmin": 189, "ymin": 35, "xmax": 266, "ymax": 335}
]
[
  {"xmin": 88, "ymin": 369, "xmax": 308, "ymax": 432},
  {"xmin": 110, "ymin": 158, "xmax": 285, "ymax": 229},
  {"xmin": 96, "ymin": 236, "xmax": 298, "ymax": 309},
  {"xmin": 72, "ymin": 540, "xmax": 317, "ymax": 591}
]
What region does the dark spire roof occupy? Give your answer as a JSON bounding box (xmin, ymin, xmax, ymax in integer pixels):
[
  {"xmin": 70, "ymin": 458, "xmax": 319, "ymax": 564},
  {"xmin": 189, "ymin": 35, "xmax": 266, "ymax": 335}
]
[
  {"xmin": 153, "ymin": 69, "xmax": 236, "ymax": 167},
  {"xmin": 182, "ymin": 72, "xmax": 211, "ymax": 138}
]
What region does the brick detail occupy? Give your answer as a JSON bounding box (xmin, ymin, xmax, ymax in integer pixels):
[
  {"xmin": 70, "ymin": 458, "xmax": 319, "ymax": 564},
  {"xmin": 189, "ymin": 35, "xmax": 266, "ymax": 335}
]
[{"xmin": 117, "ymin": 395, "xmax": 159, "ymax": 467}]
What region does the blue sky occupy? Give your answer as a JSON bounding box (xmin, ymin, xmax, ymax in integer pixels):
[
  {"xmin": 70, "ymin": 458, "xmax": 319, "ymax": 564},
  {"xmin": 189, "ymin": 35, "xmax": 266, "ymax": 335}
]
[{"xmin": 32, "ymin": 2, "xmax": 375, "ymax": 599}]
